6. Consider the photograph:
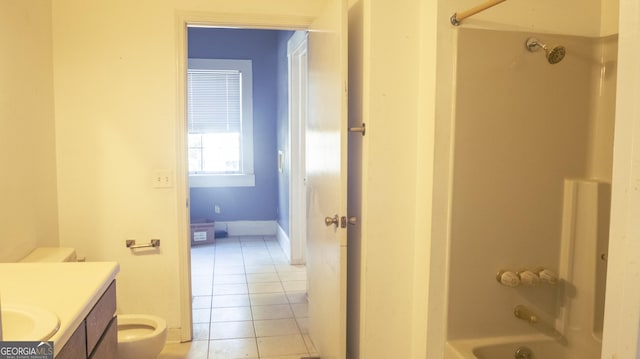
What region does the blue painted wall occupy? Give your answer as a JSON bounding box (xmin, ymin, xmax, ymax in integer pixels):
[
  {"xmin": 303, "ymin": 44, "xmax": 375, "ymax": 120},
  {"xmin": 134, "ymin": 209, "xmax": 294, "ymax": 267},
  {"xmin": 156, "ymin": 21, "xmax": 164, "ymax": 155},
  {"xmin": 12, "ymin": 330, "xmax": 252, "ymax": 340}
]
[{"xmin": 188, "ymin": 28, "xmax": 285, "ymax": 223}]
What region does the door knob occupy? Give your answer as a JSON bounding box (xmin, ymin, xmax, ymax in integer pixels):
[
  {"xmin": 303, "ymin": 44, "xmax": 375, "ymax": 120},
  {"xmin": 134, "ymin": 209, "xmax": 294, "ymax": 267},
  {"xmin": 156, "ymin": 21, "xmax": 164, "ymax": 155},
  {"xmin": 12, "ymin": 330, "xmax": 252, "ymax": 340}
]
[{"xmin": 325, "ymin": 215, "xmax": 339, "ymax": 227}]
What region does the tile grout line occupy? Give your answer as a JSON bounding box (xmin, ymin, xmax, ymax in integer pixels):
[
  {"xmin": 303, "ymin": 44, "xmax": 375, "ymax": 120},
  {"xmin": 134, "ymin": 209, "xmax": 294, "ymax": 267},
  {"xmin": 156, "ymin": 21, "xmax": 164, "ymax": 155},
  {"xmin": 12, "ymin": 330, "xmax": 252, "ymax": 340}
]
[
  {"xmin": 192, "ymin": 235, "xmax": 309, "ymax": 359},
  {"xmin": 205, "ymin": 244, "xmax": 215, "ymax": 359},
  {"xmin": 240, "ymin": 236, "xmax": 261, "ymax": 358}
]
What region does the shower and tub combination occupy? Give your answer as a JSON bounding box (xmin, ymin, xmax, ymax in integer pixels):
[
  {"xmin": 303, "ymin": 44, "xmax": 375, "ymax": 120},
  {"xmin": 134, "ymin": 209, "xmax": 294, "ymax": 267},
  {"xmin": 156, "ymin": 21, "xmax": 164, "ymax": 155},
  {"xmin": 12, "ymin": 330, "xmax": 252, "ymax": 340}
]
[
  {"xmin": 444, "ymin": 7, "xmax": 617, "ymax": 358},
  {"xmin": 446, "ymin": 179, "xmax": 611, "ymax": 359}
]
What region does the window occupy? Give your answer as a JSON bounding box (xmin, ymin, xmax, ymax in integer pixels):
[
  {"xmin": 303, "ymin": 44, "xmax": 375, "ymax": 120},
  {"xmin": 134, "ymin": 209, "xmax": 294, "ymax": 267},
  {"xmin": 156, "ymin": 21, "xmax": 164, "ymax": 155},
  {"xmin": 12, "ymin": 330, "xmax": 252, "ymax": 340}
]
[{"xmin": 187, "ymin": 59, "xmax": 254, "ymax": 187}]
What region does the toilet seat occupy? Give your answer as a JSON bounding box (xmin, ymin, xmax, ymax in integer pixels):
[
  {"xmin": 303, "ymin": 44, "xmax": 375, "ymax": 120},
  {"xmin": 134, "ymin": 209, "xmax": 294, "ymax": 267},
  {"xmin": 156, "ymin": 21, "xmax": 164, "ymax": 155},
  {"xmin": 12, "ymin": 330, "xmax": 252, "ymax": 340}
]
[
  {"xmin": 117, "ymin": 314, "xmax": 166, "ymax": 342},
  {"xmin": 117, "ymin": 314, "xmax": 167, "ymax": 359}
]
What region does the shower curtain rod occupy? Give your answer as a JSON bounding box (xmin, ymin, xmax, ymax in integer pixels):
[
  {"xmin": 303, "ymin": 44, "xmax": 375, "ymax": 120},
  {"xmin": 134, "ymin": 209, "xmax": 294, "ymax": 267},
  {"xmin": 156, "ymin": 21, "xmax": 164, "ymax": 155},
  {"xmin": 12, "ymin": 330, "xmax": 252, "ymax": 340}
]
[{"xmin": 450, "ymin": 0, "xmax": 508, "ymax": 26}]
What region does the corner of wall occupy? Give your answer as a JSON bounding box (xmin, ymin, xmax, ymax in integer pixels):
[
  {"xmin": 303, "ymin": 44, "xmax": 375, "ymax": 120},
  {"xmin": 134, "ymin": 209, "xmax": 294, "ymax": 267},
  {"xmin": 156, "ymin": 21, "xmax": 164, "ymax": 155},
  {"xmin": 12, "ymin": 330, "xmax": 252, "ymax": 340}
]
[
  {"xmin": 276, "ymin": 223, "xmax": 291, "ymax": 262},
  {"xmin": 0, "ymin": 0, "xmax": 59, "ymax": 260},
  {"xmin": 600, "ymin": 0, "xmax": 619, "ymax": 36}
]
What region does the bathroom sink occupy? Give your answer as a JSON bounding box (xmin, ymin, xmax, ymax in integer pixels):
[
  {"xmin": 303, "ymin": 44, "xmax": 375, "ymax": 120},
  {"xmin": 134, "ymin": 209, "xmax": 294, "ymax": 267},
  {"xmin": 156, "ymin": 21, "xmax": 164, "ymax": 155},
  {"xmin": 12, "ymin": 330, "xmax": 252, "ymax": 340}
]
[{"xmin": 1, "ymin": 303, "xmax": 60, "ymax": 341}]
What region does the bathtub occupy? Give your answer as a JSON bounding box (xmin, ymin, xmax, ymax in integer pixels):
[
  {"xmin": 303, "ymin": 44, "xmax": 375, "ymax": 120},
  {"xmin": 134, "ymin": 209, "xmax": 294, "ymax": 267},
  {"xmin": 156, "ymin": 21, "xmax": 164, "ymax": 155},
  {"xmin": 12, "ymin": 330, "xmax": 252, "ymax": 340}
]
[{"xmin": 445, "ymin": 334, "xmax": 587, "ymax": 359}]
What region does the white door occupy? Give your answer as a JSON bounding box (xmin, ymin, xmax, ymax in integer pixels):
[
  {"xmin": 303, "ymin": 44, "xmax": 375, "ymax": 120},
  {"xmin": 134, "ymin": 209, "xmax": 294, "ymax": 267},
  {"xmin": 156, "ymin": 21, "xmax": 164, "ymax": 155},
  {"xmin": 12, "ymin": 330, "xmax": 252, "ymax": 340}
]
[
  {"xmin": 306, "ymin": 0, "xmax": 348, "ymax": 357},
  {"xmin": 288, "ymin": 30, "xmax": 309, "ymax": 265}
]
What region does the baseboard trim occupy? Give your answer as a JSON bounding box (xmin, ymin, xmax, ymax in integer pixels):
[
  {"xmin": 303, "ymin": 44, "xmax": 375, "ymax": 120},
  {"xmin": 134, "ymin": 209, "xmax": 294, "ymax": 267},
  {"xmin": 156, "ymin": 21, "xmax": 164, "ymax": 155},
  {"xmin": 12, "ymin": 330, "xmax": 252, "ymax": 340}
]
[
  {"xmin": 167, "ymin": 327, "xmax": 183, "ymax": 343},
  {"xmin": 276, "ymin": 223, "xmax": 291, "ymax": 262},
  {"xmin": 215, "ymin": 220, "xmax": 277, "ymax": 236}
]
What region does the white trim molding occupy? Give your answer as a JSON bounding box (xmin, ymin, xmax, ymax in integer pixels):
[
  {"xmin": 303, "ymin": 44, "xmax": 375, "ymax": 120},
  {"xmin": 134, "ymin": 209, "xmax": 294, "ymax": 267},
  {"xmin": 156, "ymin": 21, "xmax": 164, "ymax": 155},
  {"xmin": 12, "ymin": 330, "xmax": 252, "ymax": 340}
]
[
  {"xmin": 175, "ymin": 5, "xmax": 326, "ymax": 344},
  {"xmin": 601, "ymin": 1, "xmax": 640, "ymax": 356},
  {"xmin": 287, "ymin": 30, "xmax": 309, "ymax": 267},
  {"xmin": 215, "ymin": 220, "xmax": 278, "ymax": 237},
  {"xmin": 189, "ymin": 174, "xmax": 255, "ymax": 188},
  {"xmin": 276, "ymin": 223, "xmax": 292, "ymax": 262}
]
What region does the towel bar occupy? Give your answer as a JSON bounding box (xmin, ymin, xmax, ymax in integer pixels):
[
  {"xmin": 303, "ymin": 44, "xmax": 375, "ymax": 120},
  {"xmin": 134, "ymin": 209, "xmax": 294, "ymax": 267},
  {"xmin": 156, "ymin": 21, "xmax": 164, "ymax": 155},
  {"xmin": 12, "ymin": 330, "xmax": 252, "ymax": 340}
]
[{"xmin": 126, "ymin": 239, "xmax": 160, "ymax": 249}]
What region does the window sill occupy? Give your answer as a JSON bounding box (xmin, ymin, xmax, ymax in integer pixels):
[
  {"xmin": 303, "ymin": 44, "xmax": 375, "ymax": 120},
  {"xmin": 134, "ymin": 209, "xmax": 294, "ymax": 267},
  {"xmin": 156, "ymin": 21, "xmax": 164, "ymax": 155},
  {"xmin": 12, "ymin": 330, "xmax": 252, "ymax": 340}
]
[{"xmin": 189, "ymin": 174, "xmax": 255, "ymax": 188}]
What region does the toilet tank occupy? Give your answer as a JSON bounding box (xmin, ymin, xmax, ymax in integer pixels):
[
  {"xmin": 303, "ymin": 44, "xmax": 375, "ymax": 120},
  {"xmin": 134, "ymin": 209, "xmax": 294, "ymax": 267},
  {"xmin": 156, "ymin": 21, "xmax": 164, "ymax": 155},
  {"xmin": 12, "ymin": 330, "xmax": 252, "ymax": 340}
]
[{"xmin": 20, "ymin": 247, "xmax": 77, "ymax": 262}]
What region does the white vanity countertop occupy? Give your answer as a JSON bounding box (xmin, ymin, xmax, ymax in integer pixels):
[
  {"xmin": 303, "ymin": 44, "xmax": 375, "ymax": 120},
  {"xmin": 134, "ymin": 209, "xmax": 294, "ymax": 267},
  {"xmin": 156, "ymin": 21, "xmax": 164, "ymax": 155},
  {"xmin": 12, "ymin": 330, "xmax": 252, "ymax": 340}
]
[{"xmin": 0, "ymin": 262, "xmax": 119, "ymax": 356}]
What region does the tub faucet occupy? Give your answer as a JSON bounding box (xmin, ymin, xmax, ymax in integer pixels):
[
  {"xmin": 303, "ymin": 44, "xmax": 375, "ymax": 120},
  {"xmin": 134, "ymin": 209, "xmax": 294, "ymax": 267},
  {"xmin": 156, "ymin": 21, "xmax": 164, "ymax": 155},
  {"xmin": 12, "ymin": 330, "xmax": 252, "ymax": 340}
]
[{"xmin": 514, "ymin": 305, "xmax": 538, "ymax": 323}]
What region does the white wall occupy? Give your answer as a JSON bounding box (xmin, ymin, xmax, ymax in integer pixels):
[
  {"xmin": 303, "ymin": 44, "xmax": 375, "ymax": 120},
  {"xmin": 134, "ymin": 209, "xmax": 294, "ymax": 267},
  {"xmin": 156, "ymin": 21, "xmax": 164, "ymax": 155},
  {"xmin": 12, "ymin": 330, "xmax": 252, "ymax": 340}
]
[
  {"xmin": 51, "ymin": 0, "xmax": 322, "ymax": 338},
  {"xmin": 601, "ymin": 1, "xmax": 640, "ymax": 357},
  {"xmin": 0, "ymin": 0, "xmax": 59, "ymax": 263},
  {"xmin": 350, "ymin": 0, "xmax": 434, "ymax": 357}
]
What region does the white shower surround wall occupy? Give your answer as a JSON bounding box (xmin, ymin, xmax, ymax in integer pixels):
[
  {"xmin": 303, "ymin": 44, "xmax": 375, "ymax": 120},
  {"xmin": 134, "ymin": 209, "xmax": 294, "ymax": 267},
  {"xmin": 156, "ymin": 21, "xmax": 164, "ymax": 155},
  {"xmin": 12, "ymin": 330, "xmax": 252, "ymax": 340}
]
[
  {"xmin": 446, "ymin": 27, "xmax": 617, "ymax": 351},
  {"xmin": 445, "ymin": 179, "xmax": 610, "ymax": 359}
]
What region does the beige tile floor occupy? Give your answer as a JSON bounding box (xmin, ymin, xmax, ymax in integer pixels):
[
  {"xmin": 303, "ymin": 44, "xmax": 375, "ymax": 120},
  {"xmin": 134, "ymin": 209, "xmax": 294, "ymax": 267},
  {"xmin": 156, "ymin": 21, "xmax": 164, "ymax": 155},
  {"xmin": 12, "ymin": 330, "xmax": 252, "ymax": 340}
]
[{"xmin": 158, "ymin": 235, "xmax": 317, "ymax": 359}]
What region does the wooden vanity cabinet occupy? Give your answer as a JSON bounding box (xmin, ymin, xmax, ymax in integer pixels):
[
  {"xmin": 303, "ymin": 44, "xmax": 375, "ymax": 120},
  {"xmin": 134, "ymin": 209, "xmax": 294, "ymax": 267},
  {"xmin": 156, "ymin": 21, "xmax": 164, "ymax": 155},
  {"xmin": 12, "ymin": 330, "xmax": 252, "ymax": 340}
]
[
  {"xmin": 56, "ymin": 321, "xmax": 86, "ymax": 359},
  {"xmin": 89, "ymin": 317, "xmax": 117, "ymax": 359},
  {"xmin": 57, "ymin": 281, "xmax": 117, "ymax": 359}
]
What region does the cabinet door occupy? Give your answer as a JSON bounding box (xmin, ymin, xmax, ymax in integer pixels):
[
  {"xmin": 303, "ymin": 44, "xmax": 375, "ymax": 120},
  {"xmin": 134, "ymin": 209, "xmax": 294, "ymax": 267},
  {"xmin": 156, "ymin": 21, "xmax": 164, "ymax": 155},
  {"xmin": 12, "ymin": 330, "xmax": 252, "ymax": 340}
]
[
  {"xmin": 56, "ymin": 321, "xmax": 87, "ymax": 359},
  {"xmin": 89, "ymin": 317, "xmax": 117, "ymax": 359},
  {"xmin": 86, "ymin": 281, "xmax": 116, "ymax": 355}
]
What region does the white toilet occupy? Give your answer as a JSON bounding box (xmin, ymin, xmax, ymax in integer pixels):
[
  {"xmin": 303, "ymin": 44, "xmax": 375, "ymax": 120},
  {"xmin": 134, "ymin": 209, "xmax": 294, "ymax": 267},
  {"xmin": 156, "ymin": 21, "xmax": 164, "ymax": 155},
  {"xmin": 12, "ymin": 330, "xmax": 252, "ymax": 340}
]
[
  {"xmin": 117, "ymin": 314, "xmax": 167, "ymax": 359},
  {"xmin": 19, "ymin": 247, "xmax": 77, "ymax": 262},
  {"xmin": 20, "ymin": 247, "xmax": 168, "ymax": 358}
]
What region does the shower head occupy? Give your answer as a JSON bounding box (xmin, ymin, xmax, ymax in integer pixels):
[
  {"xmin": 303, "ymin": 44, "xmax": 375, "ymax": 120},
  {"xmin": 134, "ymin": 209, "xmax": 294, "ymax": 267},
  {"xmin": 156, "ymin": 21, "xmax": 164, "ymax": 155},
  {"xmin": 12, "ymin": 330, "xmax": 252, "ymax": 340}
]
[{"xmin": 525, "ymin": 38, "xmax": 566, "ymax": 64}]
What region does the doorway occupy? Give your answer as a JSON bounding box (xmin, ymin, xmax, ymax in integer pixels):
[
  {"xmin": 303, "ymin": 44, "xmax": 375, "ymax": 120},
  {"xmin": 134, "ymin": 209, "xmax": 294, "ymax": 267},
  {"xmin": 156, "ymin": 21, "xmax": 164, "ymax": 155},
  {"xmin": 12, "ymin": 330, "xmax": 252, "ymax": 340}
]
[
  {"xmin": 175, "ymin": 4, "xmax": 349, "ymax": 358},
  {"xmin": 184, "ymin": 27, "xmax": 313, "ymax": 358}
]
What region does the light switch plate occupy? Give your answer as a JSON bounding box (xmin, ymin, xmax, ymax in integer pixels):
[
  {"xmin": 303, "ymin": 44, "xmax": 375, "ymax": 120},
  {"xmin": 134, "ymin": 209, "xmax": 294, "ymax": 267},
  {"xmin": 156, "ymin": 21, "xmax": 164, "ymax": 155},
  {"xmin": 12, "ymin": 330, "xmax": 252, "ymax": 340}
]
[
  {"xmin": 278, "ymin": 150, "xmax": 284, "ymax": 173},
  {"xmin": 152, "ymin": 170, "xmax": 173, "ymax": 188}
]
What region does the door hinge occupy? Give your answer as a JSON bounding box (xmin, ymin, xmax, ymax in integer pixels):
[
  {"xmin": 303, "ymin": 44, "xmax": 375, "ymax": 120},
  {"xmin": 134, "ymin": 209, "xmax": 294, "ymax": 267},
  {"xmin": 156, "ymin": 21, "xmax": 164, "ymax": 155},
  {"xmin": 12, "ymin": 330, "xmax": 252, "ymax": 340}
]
[{"xmin": 348, "ymin": 122, "xmax": 366, "ymax": 136}]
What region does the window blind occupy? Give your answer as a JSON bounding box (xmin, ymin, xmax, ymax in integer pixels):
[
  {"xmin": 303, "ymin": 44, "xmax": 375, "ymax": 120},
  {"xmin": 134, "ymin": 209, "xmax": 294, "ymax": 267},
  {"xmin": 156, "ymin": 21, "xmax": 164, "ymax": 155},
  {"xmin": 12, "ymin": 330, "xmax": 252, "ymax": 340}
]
[{"xmin": 187, "ymin": 69, "xmax": 242, "ymax": 133}]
